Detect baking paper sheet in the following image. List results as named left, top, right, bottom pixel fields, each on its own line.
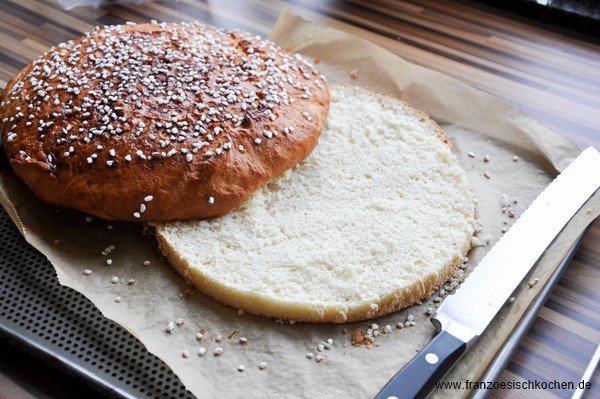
left=0, top=11, right=596, bottom=399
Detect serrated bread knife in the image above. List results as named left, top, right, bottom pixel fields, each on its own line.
left=375, top=147, right=600, bottom=399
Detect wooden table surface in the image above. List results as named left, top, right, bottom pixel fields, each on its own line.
left=0, top=0, right=598, bottom=398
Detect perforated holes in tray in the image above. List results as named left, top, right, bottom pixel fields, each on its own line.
left=0, top=207, right=195, bottom=398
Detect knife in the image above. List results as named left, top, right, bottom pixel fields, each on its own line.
left=375, top=146, right=600, bottom=399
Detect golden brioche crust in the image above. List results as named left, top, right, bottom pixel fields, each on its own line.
left=0, top=22, right=329, bottom=222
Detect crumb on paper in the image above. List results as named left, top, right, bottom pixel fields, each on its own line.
left=350, top=68, right=359, bottom=79
left=352, top=328, right=371, bottom=348
left=228, top=330, right=239, bottom=340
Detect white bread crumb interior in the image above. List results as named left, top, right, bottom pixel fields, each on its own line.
left=154, top=85, right=476, bottom=323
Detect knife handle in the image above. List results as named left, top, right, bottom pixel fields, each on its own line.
left=374, top=331, right=467, bottom=399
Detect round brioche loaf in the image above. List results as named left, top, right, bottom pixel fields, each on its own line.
left=0, top=22, right=329, bottom=222
left=154, top=85, right=476, bottom=323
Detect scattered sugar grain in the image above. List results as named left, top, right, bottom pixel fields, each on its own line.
left=529, top=278, right=539, bottom=288
left=198, top=347, right=206, bottom=356
left=166, top=321, right=175, bottom=334
left=214, top=347, right=223, bottom=355
left=83, top=269, right=92, bottom=275
left=258, top=361, right=267, bottom=370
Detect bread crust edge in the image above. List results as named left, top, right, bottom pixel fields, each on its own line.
left=155, top=230, right=471, bottom=323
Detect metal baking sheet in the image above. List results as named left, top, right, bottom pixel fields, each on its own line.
left=0, top=206, right=194, bottom=399
left=0, top=203, right=588, bottom=399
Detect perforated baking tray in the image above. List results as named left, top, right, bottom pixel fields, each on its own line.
left=0, top=206, right=194, bottom=399
left=0, top=198, right=586, bottom=399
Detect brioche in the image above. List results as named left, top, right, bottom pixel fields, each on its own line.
left=0, top=22, right=329, bottom=222
left=154, top=85, right=476, bottom=323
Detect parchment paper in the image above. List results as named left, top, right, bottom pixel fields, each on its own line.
left=0, top=12, right=597, bottom=399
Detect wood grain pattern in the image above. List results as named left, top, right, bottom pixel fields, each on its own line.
left=0, top=0, right=598, bottom=398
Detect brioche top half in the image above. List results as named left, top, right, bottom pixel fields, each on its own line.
left=0, top=21, right=329, bottom=221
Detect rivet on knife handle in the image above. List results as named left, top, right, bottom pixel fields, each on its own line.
left=374, top=331, right=466, bottom=399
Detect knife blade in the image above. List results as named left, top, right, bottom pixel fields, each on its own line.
left=375, top=146, right=600, bottom=399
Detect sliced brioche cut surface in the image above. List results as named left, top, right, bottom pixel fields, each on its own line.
left=154, top=85, right=476, bottom=323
